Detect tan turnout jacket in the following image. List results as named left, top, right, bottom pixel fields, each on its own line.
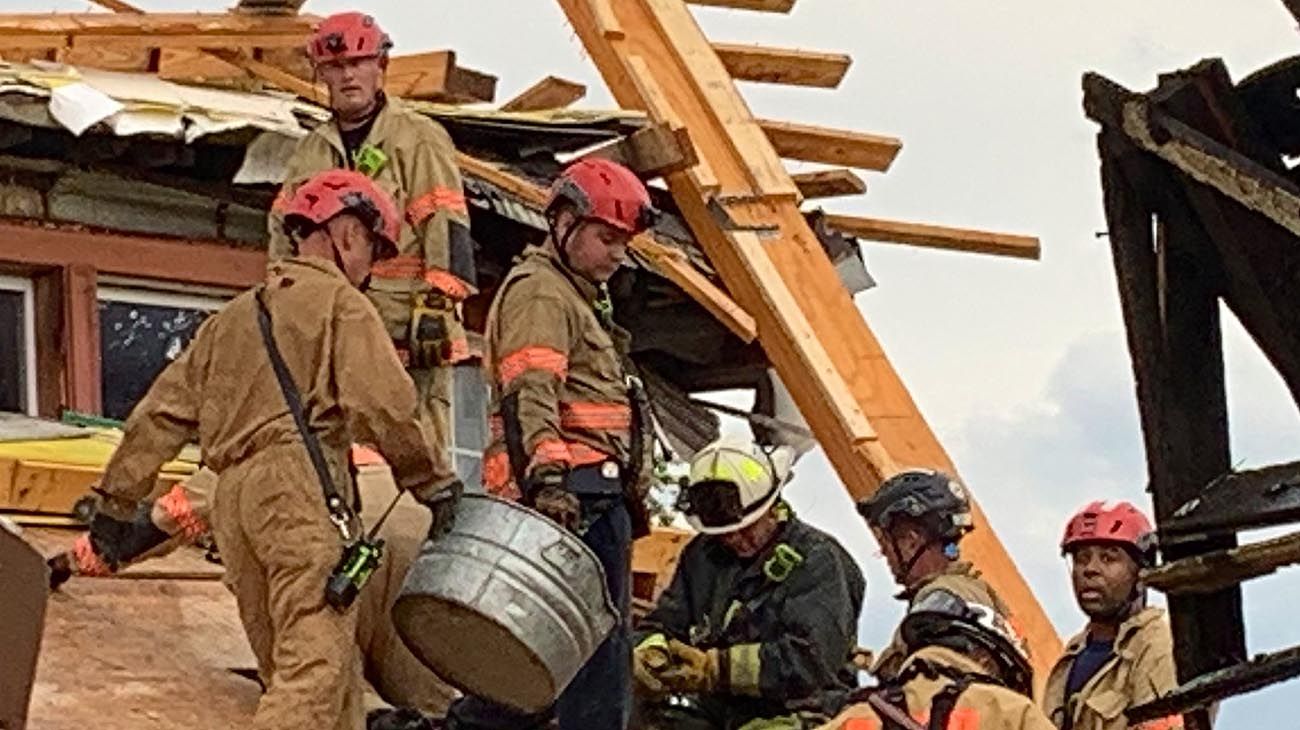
left=823, top=646, right=1056, bottom=730
left=97, top=257, right=441, bottom=509
left=268, top=99, right=475, bottom=341
left=1043, top=607, right=1183, bottom=730
left=874, top=562, right=1015, bottom=681
left=481, top=242, right=650, bottom=524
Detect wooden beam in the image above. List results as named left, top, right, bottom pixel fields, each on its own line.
left=0, top=13, right=316, bottom=37
left=712, top=42, right=851, bottom=88
left=824, top=213, right=1040, bottom=260
left=1145, top=530, right=1300, bottom=596
left=443, top=65, right=499, bottom=105
left=385, top=51, right=455, bottom=100
left=759, top=119, right=902, bottom=172
left=0, top=221, right=265, bottom=290
left=62, top=264, right=100, bottom=415
left=89, top=0, right=144, bottom=13
left=207, top=49, right=325, bottom=103
left=579, top=122, right=698, bottom=179
left=790, top=168, right=865, bottom=199
left=501, top=76, right=588, bottom=112
left=558, top=0, right=1060, bottom=685
left=685, top=0, right=796, bottom=11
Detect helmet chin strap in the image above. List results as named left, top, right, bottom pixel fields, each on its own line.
left=549, top=214, right=604, bottom=284
left=327, top=230, right=371, bottom=291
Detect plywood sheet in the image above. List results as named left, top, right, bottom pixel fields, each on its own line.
left=29, top=576, right=258, bottom=730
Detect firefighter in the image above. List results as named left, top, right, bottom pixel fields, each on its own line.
left=856, top=468, right=1013, bottom=681
left=269, top=11, right=473, bottom=502
left=632, top=437, right=866, bottom=730
left=1044, top=501, right=1184, bottom=730
left=445, top=159, right=657, bottom=730
left=821, top=591, right=1053, bottom=730
left=85, top=169, right=459, bottom=730
left=49, top=462, right=458, bottom=727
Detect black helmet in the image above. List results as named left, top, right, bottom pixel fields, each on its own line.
left=856, top=468, right=973, bottom=542
left=900, top=589, right=1033, bottom=697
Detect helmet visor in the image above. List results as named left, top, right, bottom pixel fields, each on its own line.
left=678, top=479, right=748, bottom=530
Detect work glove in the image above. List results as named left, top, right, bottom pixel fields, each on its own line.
left=531, top=483, right=581, bottom=533
left=409, top=293, right=467, bottom=369
left=660, top=639, right=720, bottom=694
left=633, top=633, right=674, bottom=695
left=421, top=479, right=463, bottom=541
left=47, top=552, right=73, bottom=591
left=88, top=508, right=170, bottom=570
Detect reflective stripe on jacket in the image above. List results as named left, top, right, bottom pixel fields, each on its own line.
left=481, top=242, right=646, bottom=502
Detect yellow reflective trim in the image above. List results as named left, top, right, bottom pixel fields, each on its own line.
left=636, top=632, right=669, bottom=653
left=728, top=642, right=763, bottom=696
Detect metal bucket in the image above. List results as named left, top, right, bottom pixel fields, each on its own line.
left=392, top=494, right=617, bottom=713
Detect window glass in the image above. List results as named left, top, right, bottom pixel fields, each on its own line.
left=98, top=289, right=223, bottom=422
left=0, top=288, right=25, bottom=413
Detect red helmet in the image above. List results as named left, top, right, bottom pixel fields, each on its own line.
left=283, top=169, right=400, bottom=257
left=308, top=12, right=393, bottom=65
left=547, top=159, right=656, bottom=234
left=1061, top=500, right=1157, bottom=564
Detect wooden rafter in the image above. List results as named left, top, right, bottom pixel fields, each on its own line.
left=759, top=119, right=902, bottom=171
left=556, top=0, right=1059, bottom=685
left=579, top=122, right=698, bottom=179
left=712, top=42, right=851, bottom=88
left=685, top=0, right=795, bottom=11
left=825, top=213, right=1041, bottom=260
left=0, top=13, right=317, bottom=49
left=501, top=76, right=588, bottom=112
left=790, top=168, right=866, bottom=199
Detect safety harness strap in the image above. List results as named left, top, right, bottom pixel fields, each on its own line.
left=255, top=288, right=354, bottom=539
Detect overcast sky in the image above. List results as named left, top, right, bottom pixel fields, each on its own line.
left=24, top=0, right=1300, bottom=724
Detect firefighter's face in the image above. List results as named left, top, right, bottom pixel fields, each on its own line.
left=718, top=511, right=780, bottom=558
left=325, top=214, right=377, bottom=288
left=318, top=55, right=385, bottom=121
left=558, top=210, right=630, bottom=282
left=1069, top=542, right=1141, bottom=621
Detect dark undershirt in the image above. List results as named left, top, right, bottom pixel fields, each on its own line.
left=1063, top=638, right=1115, bottom=729
left=338, top=95, right=385, bottom=167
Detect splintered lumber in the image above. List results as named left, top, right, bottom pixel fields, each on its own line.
left=579, top=122, right=698, bottom=178
left=557, top=0, right=1059, bottom=688
left=442, top=65, right=499, bottom=105
left=685, top=0, right=796, bottom=11
left=712, top=42, right=851, bottom=88
left=759, top=119, right=902, bottom=172
left=1144, top=530, right=1300, bottom=595
left=1127, top=646, right=1300, bottom=724
left=824, top=214, right=1041, bottom=260
left=790, top=168, right=866, bottom=199
left=501, top=75, right=587, bottom=112
left=208, top=49, right=324, bottom=102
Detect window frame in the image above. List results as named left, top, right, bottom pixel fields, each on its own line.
left=0, top=274, right=37, bottom=415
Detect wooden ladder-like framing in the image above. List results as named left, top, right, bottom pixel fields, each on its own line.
left=556, top=0, right=1062, bottom=681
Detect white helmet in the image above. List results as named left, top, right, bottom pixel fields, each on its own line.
left=679, top=437, right=795, bottom=534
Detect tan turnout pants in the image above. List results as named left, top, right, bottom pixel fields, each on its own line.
left=213, top=443, right=364, bottom=730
